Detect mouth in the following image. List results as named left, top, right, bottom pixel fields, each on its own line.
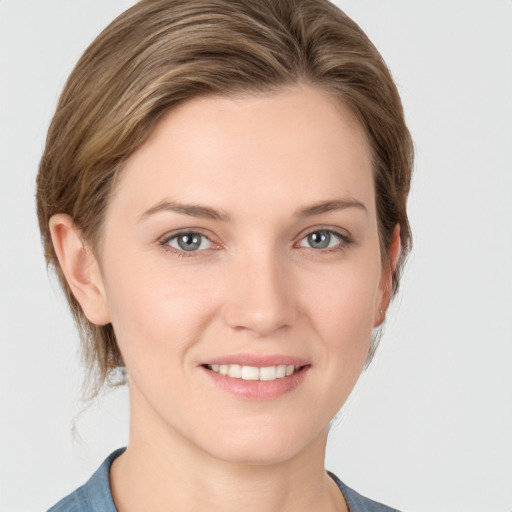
left=200, top=355, right=310, bottom=399
left=205, top=363, right=303, bottom=381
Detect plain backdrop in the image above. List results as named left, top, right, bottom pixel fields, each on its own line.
left=1, top=1, right=511, bottom=511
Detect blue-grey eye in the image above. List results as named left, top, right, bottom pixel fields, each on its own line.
left=168, top=232, right=212, bottom=252
left=299, top=230, right=342, bottom=249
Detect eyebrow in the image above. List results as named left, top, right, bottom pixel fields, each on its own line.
left=139, top=200, right=232, bottom=222
left=139, top=198, right=367, bottom=223
left=295, top=199, right=367, bottom=218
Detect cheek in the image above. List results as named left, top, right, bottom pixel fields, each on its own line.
left=303, top=256, right=381, bottom=359
left=100, top=251, right=219, bottom=370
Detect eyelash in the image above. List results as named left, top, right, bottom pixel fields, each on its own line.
left=158, top=228, right=353, bottom=258
left=158, top=230, right=218, bottom=258
left=295, top=229, right=354, bottom=254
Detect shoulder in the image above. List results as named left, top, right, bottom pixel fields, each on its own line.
left=328, top=472, right=402, bottom=512
left=46, top=448, right=125, bottom=512
left=46, top=484, right=88, bottom=512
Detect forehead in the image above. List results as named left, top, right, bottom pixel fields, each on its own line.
left=109, top=86, right=375, bottom=221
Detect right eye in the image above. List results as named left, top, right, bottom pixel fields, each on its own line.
left=165, top=232, right=213, bottom=252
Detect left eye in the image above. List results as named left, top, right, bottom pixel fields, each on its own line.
left=298, top=230, right=343, bottom=250
left=167, top=232, right=213, bottom=252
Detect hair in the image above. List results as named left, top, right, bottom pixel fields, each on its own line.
left=36, top=0, right=413, bottom=396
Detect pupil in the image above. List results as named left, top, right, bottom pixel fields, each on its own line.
left=308, top=231, right=330, bottom=249
left=178, top=233, right=201, bottom=251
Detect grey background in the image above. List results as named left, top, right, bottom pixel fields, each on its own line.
left=1, top=1, right=511, bottom=511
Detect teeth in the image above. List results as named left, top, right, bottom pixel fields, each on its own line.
left=241, top=366, right=260, bottom=380
left=259, top=366, right=277, bottom=381
left=228, top=364, right=242, bottom=378
left=208, top=363, right=299, bottom=381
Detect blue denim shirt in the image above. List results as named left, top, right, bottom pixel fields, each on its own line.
left=47, top=448, right=401, bottom=512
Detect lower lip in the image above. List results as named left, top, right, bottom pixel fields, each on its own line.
left=201, top=366, right=310, bottom=400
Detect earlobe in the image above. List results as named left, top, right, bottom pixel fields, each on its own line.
left=49, top=214, right=110, bottom=325
left=374, top=224, right=401, bottom=327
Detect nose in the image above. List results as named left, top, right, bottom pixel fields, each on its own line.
left=222, top=251, right=300, bottom=337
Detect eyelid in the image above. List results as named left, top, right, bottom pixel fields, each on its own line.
left=294, top=226, right=354, bottom=250
left=158, top=228, right=221, bottom=256
left=160, top=228, right=206, bottom=242
left=168, top=233, right=212, bottom=251
left=156, top=225, right=354, bottom=257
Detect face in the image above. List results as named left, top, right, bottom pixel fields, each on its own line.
left=93, top=86, right=390, bottom=464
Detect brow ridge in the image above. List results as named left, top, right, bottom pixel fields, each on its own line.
left=139, top=200, right=231, bottom=222
left=139, top=198, right=366, bottom=223
left=296, top=199, right=367, bottom=218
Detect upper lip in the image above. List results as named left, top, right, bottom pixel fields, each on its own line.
left=201, top=354, right=310, bottom=367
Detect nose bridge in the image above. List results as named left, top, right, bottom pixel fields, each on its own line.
left=223, top=246, right=298, bottom=336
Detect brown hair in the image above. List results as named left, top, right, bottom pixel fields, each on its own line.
left=36, top=0, right=413, bottom=394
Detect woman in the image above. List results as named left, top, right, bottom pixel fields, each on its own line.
left=37, top=0, right=413, bottom=510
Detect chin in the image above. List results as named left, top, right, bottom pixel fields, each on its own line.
left=193, top=418, right=329, bottom=467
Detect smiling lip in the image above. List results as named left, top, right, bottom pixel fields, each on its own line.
left=200, top=354, right=310, bottom=400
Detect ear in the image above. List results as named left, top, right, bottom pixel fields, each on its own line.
left=374, top=224, right=401, bottom=327
left=49, top=214, right=110, bottom=325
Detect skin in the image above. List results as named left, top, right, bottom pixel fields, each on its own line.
left=50, top=86, right=400, bottom=512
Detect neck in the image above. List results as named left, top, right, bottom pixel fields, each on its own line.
left=110, top=392, right=346, bottom=512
